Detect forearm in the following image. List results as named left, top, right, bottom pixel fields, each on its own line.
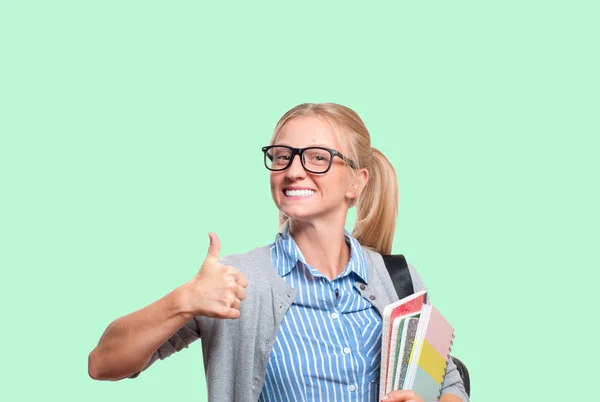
left=88, top=285, right=193, bottom=381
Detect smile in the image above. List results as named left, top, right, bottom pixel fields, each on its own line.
left=284, top=189, right=316, bottom=197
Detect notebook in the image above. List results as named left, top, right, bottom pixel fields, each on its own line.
left=402, top=304, right=455, bottom=401
left=379, top=290, right=427, bottom=396
left=387, top=314, right=419, bottom=394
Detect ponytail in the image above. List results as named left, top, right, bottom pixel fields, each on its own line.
left=352, top=147, right=398, bottom=255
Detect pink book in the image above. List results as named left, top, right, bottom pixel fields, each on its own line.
left=404, top=304, right=455, bottom=401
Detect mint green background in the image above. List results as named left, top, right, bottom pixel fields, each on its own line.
left=1, top=1, right=598, bottom=401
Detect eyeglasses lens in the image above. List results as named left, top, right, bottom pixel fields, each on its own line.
left=266, top=147, right=332, bottom=173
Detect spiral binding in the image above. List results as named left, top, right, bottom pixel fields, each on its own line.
left=437, top=333, right=455, bottom=400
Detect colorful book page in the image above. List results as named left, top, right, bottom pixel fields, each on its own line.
left=389, top=317, right=408, bottom=392
left=387, top=317, right=405, bottom=394
left=379, top=290, right=427, bottom=396
left=387, top=312, right=420, bottom=394
left=393, top=317, right=419, bottom=390
left=403, top=304, right=432, bottom=389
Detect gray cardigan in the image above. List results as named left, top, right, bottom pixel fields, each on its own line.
left=138, top=245, right=469, bottom=402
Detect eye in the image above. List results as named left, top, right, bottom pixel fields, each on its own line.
left=270, top=148, right=292, bottom=162
left=304, top=150, right=331, bottom=166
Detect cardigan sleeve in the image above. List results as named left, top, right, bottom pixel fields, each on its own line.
left=128, top=317, right=201, bottom=378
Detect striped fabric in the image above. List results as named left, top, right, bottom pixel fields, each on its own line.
left=259, top=225, right=383, bottom=402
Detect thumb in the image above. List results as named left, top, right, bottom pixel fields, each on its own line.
left=206, top=232, right=221, bottom=261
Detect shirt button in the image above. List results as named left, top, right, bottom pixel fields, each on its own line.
left=360, top=284, right=366, bottom=290
left=369, top=295, right=376, bottom=300
left=348, top=384, right=356, bottom=392
left=343, top=347, right=351, bottom=354
left=331, top=312, right=339, bottom=319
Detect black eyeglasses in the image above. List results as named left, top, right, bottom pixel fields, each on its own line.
left=262, top=145, right=357, bottom=174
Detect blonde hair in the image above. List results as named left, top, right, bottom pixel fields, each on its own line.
left=269, top=102, right=399, bottom=255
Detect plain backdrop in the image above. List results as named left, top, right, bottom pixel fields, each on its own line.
left=1, top=1, right=598, bottom=401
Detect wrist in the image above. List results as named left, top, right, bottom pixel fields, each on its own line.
left=172, top=282, right=196, bottom=321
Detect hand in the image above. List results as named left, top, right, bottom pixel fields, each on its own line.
left=381, top=390, right=425, bottom=402
left=181, top=232, right=249, bottom=319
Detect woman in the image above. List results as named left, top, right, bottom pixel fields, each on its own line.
left=88, top=103, right=469, bottom=402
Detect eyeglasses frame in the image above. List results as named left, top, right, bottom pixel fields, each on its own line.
left=261, top=145, right=358, bottom=174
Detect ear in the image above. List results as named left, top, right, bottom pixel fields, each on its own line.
left=346, top=168, right=369, bottom=200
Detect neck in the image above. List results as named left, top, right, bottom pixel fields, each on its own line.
left=288, top=214, right=350, bottom=280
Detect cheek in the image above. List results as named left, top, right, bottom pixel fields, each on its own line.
left=325, top=171, right=352, bottom=194
left=270, top=173, right=280, bottom=196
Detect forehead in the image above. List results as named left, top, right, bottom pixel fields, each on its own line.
left=275, top=116, right=342, bottom=149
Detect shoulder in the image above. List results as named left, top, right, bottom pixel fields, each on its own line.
left=361, top=246, right=428, bottom=294
left=360, top=246, right=386, bottom=277
left=219, top=245, right=272, bottom=274
left=407, top=262, right=427, bottom=293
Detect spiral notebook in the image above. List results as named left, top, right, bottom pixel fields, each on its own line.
left=380, top=298, right=454, bottom=401
left=402, top=304, right=455, bottom=401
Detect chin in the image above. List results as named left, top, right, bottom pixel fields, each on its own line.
left=279, top=207, right=315, bottom=221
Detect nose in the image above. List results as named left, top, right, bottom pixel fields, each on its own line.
left=285, top=154, right=306, bottom=179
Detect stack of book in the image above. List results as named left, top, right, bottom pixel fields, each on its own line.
left=379, top=290, right=455, bottom=401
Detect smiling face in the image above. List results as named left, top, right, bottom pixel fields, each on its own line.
left=269, top=115, right=365, bottom=225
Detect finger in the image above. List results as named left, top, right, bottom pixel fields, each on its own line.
left=206, top=232, right=221, bottom=261
left=236, top=284, right=247, bottom=301
left=227, top=307, right=241, bottom=319
left=226, top=266, right=247, bottom=287
left=231, top=298, right=241, bottom=310
left=235, top=272, right=249, bottom=288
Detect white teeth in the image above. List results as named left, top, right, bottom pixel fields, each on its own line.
left=285, top=189, right=315, bottom=197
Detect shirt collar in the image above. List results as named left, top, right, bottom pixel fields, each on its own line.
left=272, top=222, right=369, bottom=283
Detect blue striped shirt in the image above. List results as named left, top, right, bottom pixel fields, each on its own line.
left=259, top=225, right=383, bottom=402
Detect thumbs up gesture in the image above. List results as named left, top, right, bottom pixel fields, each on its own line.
left=182, top=233, right=249, bottom=319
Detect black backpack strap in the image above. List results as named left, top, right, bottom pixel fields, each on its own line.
left=381, top=254, right=414, bottom=300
